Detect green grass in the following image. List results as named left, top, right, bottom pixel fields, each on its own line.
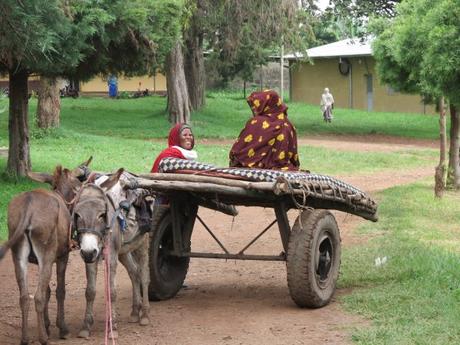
left=0, top=91, right=442, bottom=148
left=339, top=180, right=460, bottom=344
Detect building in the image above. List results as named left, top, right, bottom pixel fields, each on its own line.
left=0, top=73, right=167, bottom=96
left=287, top=38, right=435, bottom=114
left=80, top=73, right=166, bottom=96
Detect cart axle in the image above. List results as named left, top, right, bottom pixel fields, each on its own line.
left=178, top=251, right=286, bottom=261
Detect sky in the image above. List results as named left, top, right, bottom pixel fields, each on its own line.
left=316, top=0, right=331, bottom=11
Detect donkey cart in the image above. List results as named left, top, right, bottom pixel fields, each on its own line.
left=128, top=158, right=378, bottom=308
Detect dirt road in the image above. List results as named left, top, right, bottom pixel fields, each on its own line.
left=0, top=136, right=436, bottom=345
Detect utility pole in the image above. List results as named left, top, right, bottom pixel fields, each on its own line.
left=280, top=41, right=284, bottom=100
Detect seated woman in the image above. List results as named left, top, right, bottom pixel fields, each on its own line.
left=229, top=90, right=300, bottom=171
left=151, top=123, right=197, bottom=173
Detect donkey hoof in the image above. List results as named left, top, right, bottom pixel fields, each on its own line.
left=129, top=314, right=139, bottom=323
left=140, top=316, right=150, bottom=326
left=20, top=341, right=29, bottom=345
left=78, top=329, right=90, bottom=339
left=59, top=328, right=70, bottom=339
left=109, top=330, right=118, bottom=339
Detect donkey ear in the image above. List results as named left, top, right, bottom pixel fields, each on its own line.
left=27, top=171, right=54, bottom=185
left=80, top=156, right=93, bottom=167
left=63, top=168, right=72, bottom=177
left=99, top=168, right=124, bottom=191
left=72, top=156, right=93, bottom=181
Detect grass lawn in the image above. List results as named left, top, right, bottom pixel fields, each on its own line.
left=0, top=93, right=455, bottom=344
left=340, top=180, right=460, bottom=344
left=0, top=91, right=442, bottom=148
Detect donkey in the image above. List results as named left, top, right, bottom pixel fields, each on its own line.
left=72, top=169, right=150, bottom=339
left=0, top=158, right=92, bottom=345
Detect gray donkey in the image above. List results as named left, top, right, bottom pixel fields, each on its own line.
left=0, top=158, right=92, bottom=345
left=72, top=169, right=150, bottom=340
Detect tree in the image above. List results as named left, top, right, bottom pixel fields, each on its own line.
left=36, top=76, right=60, bottom=128
left=310, top=2, right=368, bottom=45
left=183, top=0, right=206, bottom=111
left=371, top=0, right=460, bottom=191
left=0, top=0, right=86, bottom=176
left=329, top=0, right=400, bottom=33
left=166, top=42, right=191, bottom=123
left=179, top=0, right=314, bottom=112
left=0, top=0, right=181, bottom=176
left=205, top=0, right=313, bottom=87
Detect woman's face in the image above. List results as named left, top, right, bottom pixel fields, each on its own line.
left=179, top=128, right=194, bottom=150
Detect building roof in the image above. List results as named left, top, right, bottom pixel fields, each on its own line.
left=285, top=38, right=372, bottom=60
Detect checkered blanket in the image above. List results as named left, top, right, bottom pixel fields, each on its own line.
left=159, top=158, right=364, bottom=195
left=155, top=158, right=377, bottom=220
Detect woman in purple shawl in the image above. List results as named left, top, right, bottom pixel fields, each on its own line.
left=229, top=90, right=300, bottom=171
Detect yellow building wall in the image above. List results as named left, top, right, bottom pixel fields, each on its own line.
left=80, top=73, right=167, bottom=94
left=291, top=57, right=435, bottom=114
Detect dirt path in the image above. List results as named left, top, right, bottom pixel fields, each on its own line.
left=200, top=134, right=438, bottom=153
left=0, top=136, right=436, bottom=345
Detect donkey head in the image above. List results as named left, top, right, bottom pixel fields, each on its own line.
left=73, top=168, right=124, bottom=263
left=27, top=156, right=93, bottom=205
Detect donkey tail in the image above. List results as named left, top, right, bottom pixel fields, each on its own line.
left=0, top=206, right=31, bottom=260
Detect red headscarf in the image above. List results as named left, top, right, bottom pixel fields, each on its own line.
left=151, top=123, right=195, bottom=173
left=229, top=90, right=300, bottom=171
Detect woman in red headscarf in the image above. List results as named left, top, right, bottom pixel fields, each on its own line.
left=229, top=90, right=300, bottom=171
left=151, top=123, right=197, bottom=173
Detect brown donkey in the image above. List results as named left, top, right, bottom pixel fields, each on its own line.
left=0, top=158, right=92, bottom=345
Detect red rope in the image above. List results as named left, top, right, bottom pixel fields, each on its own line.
left=104, top=231, right=116, bottom=345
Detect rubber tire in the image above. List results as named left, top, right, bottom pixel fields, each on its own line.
left=148, top=212, right=190, bottom=301
left=286, top=209, right=341, bottom=308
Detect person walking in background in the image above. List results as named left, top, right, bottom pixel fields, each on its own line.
left=320, top=87, right=334, bottom=123
left=108, top=75, right=118, bottom=98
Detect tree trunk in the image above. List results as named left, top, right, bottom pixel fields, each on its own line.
left=184, top=2, right=205, bottom=111
left=7, top=69, right=31, bottom=177
left=37, top=76, right=61, bottom=128
left=448, top=104, right=460, bottom=188
left=434, top=97, right=447, bottom=197
left=166, top=42, right=191, bottom=124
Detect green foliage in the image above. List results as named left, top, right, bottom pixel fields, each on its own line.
left=311, top=6, right=366, bottom=44
left=340, top=180, right=460, bottom=344
left=371, top=0, right=460, bottom=106
left=204, top=0, right=314, bottom=84
left=68, top=0, right=183, bottom=80
left=329, top=0, right=400, bottom=36
left=0, top=0, right=82, bottom=74
left=0, top=0, right=182, bottom=78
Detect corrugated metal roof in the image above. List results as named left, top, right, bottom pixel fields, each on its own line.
left=285, top=38, right=372, bottom=59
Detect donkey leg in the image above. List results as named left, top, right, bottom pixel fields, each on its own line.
left=78, top=262, right=98, bottom=339
left=108, top=255, right=119, bottom=340
left=118, top=253, right=142, bottom=323
left=44, top=286, right=51, bottom=335
left=12, top=241, right=31, bottom=345
left=35, top=257, right=54, bottom=345
left=138, top=241, right=150, bottom=326
left=55, top=254, right=70, bottom=339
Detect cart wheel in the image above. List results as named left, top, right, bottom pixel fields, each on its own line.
left=148, top=212, right=190, bottom=301
left=286, top=209, right=341, bottom=308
